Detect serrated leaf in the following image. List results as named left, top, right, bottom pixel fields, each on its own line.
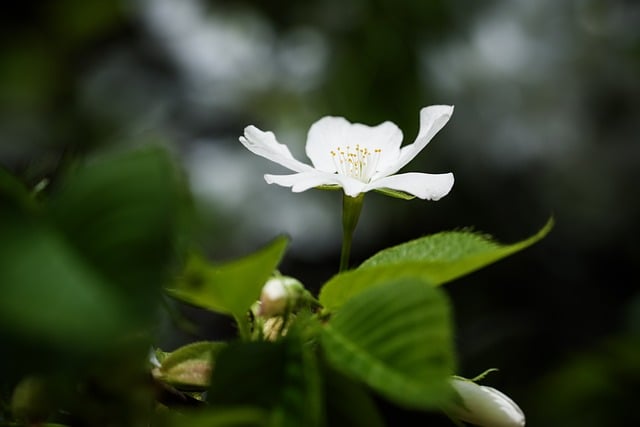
left=321, top=278, right=455, bottom=410
left=320, top=218, right=553, bottom=312
left=362, top=217, right=553, bottom=269
left=166, top=236, right=288, bottom=320
left=156, top=341, right=227, bottom=390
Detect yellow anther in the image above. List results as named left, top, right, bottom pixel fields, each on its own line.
left=329, top=145, right=383, bottom=182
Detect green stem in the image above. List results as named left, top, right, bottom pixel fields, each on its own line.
left=339, top=193, right=365, bottom=272
left=234, top=314, right=252, bottom=341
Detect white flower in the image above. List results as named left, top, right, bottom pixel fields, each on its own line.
left=449, top=378, right=526, bottom=427
left=239, top=105, right=455, bottom=199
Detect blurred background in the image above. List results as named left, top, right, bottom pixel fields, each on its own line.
left=1, top=0, right=638, bottom=425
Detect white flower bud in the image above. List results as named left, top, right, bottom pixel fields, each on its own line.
left=448, top=377, right=525, bottom=427
left=259, top=276, right=304, bottom=317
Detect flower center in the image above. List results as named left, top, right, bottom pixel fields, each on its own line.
left=330, top=144, right=382, bottom=182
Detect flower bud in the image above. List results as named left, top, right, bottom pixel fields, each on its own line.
left=11, top=375, right=53, bottom=424
left=259, top=276, right=304, bottom=317
left=448, top=377, right=525, bottom=427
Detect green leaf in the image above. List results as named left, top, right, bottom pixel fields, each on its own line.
left=48, top=146, right=190, bottom=321
left=0, top=147, right=189, bottom=379
left=0, top=210, right=128, bottom=354
left=155, top=341, right=227, bottom=391
left=322, top=363, right=386, bottom=427
left=162, top=407, right=268, bottom=427
left=0, top=166, right=37, bottom=211
left=208, top=338, right=323, bottom=427
left=361, top=217, right=553, bottom=269
left=320, top=218, right=553, bottom=312
left=321, top=278, right=455, bottom=410
left=374, top=187, right=416, bottom=200
left=319, top=264, right=434, bottom=313
left=166, top=236, right=288, bottom=321
left=315, top=184, right=341, bottom=191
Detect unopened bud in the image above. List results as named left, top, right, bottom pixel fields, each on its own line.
left=259, top=276, right=304, bottom=317
left=448, top=377, right=525, bottom=427
left=11, top=375, right=53, bottom=424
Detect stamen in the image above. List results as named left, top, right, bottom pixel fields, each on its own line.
left=330, top=145, right=382, bottom=182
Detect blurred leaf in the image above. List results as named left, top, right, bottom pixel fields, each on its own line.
left=320, top=218, right=553, bottom=311
left=49, top=146, right=189, bottom=320
left=47, top=0, right=123, bottom=45
left=208, top=338, right=322, bottom=427
left=10, top=375, right=53, bottom=424
left=0, top=166, right=37, bottom=210
left=0, top=209, right=128, bottom=353
left=166, top=236, right=288, bottom=320
left=529, top=335, right=640, bottom=427
left=0, top=42, right=58, bottom=109
left=162, top=406, right=268, bottom=427
left=155, top=341, right=227, bottom=391
left=322, top=363, right=386, bottom=427
left=321, top=278, right=454, bottom=410
left=0, top=146, right=188, bottom=384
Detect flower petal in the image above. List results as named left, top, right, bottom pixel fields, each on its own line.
left=265, top=171, right=334, bottom=192
left=365, top=172, right=454, bottom=200
left=266, top=171, right=367, bottom=197
left=376, top=105, right=454, bottom=177
left=305, top=116, right=403, bottom=173
left=240, top=125, right=313, bottom=173
left=449, top=378, right=526, bottom=427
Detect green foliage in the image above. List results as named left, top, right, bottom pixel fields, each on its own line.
left=0, top=167, right=37, bottom=209
left=0, top=144, right=552, bottom=426
left=319, top=218, right=553, bottom=312
left=161, top=407, right=269, bottom=427
left=0, top=147, right=187, bottom=362
left=320, top=365, right=386, bottom=427
left=361, top=217, right=553, bottom=269
left=49, top=147, right=189, bottom=321
left=165, top=236, right=288, bottom=337
left=528, top=335, right=640, bottom=427
left=374, top=187, right=416, bottom=200
left=321, top=278, right=455, bottom=410
left=10, top=375, right=55, bottom=424
left=154, top=341, right=227, bottom=391
left=207, top=337, right=323, bottom=427
left=0, top=214, right=129, bottom=352
left=0, top=146, right=190, bottom=425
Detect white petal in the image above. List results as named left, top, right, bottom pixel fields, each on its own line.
left=305, top=116, right=403, bottom=173
left=240, top=126, right=313, bottom=173
left=265, top=171, right=340, bottom=192
left=335, top=175, right=368, bottom=197
left=377, top=105, right=454, bottom=177
left=266, top=171, right=367, bottom=197
left=449, top=379, right=526, bottom=427
left=366, top=172, right=454, bottom=200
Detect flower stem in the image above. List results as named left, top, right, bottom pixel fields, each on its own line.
left=234, top=314, right=252, bottom=341
left=340, top=193, right=365, bottom=272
